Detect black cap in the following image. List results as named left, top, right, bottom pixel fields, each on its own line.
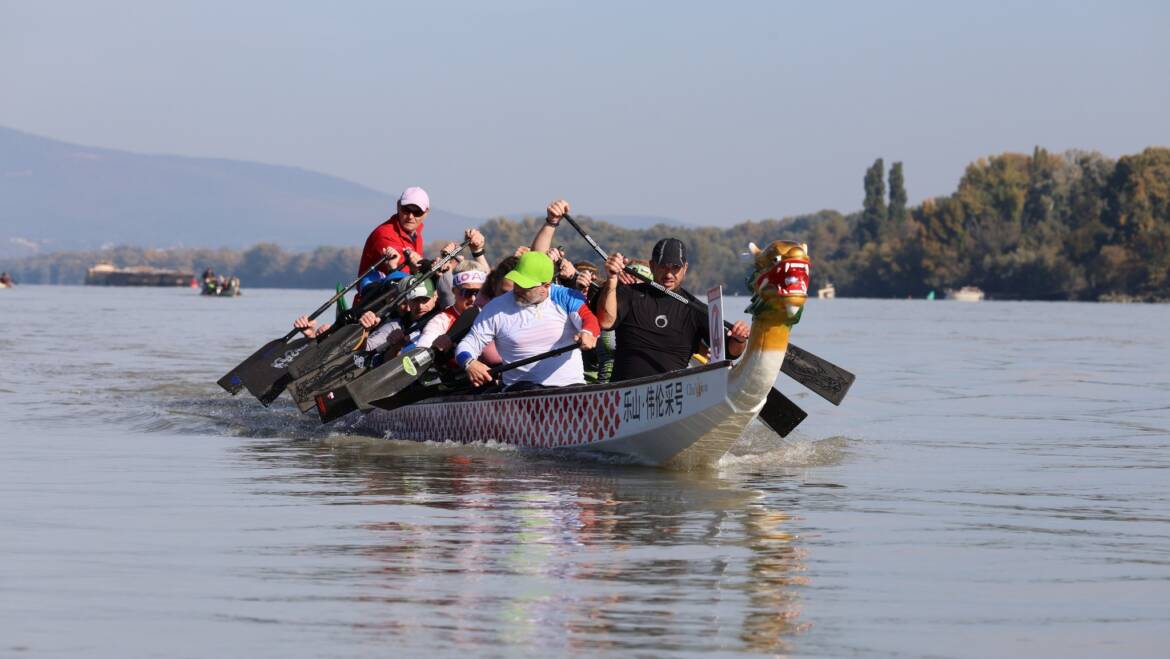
left=650, top=238, right=687, bottom=266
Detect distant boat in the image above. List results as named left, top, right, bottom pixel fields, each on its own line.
left=816, top=282, right=836, bottom=299
left=85, top=263, right=195, bottom=287
left=945, top=286, right=985, bottom=302
left=201, top=276, right=242, bottom=297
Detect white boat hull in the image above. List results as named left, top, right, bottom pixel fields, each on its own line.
left=348, top=362, right=751, bottom=468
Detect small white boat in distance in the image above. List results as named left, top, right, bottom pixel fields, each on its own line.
left=816, top=282, right=835, bottom=299
left=946, top=286, right=985, bottom=302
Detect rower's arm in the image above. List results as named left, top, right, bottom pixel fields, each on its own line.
left=454, top=312, right=494, bottom=370
left=530, top=220, right=557, bottom=254
left=531, top=199, right=569, bottom=253
left=595, top=276, right=619, bottom=330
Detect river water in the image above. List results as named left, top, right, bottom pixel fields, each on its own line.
left=1, top=285, right=1167, bottom=658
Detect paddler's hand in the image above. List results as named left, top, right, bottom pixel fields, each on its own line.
left=465, top=228, right=485, bottom=253
left=431, top=335, right=453, bottom=353
left=382, top=246, right=402, bottom=268
left=403, top=249, right=423, bottom=268
left=727, top=321, right=750, bottom=343
left=293, top=315, right=317, bottom=338
left=556, top=256, right=576, bottom=282
left=358, top=311, right=381, bottom=329
left=546, top=199, right=570, bottom=225
left=575, top=270, right=595, bottom=292
left=514, top=246, right=530, bottom=258
left=576, top=332, right=597, bottom=351
left=603, top=252, right=628, bottom=284
left=726, top=320, right=750, bottom=358
left=465, top=359, right=493, bottom=387
left=386, top=328, right=407, bottom=348
left=438, top=242, right=459, bottom=271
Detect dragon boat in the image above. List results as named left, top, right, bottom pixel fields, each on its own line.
left=346, top=240, right=811, bottom=469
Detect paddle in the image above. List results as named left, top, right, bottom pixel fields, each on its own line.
left=310, top=306, right=480, bottom=422
left=343, top=306, right=480, bottom=413
left=364, top=341, right=583, bottom=409
left=216, top=253, right=392, bottom=396
left=286, top=240, right=471, bottom=381
left=485, top=342, right=580, bottom=378
left=757, top=388, right=808, bottom=437
left=361, top=340, right=581, bottom=413
left=560, top=213, right=855, bottom=406
left=280, top=241, right=472, bottom=408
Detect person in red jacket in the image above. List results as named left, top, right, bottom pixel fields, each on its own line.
left=358, top=186, right=430, bottom=275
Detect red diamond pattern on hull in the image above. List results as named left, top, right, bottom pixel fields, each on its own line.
left=381, top=389, right=623, bottom=448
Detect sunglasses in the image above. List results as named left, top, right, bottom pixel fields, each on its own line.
left=457, top=287, right=481, bottom=298
left=401, top=205, right=426, bottom=217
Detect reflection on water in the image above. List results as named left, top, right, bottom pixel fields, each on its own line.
left=232, top=439, right=822, bottom=654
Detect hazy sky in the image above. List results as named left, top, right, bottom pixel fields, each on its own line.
left=3, top=0, right=1168, bottom=225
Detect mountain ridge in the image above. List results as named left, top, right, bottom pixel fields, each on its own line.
left=0, top=125, right=686, bottom=257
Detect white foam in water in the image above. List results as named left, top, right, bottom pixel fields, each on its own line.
left=719, top=421, right=857, bottom=469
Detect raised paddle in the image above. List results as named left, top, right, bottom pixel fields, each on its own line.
left=279, top=241, right=472, bottom=408
left=286, top=240, right=471, bottom=381
left=560, top=213, right=855, bottom=406
left=342, top=306, right=481, bottom=413
left=216, top=252, right=392, bottom=396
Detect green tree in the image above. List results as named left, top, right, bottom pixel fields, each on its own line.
left=887, top=161, right=908, bottom=228
left=1101, top=147, right=1170, bottom=296
left=859, top=158, right=886, bottom=244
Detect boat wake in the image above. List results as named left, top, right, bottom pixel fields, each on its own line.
left=719, top=422, right=857, bottom=469
left=127, top=389, right=333, bottom=441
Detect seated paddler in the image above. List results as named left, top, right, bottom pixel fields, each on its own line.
left=455, top=251, right=599, bottom=391
left=595, top=237, right=751, bottom=382
left=411, top=260, right=486, bottom=355
left=361, top=277, right=441, bottom=359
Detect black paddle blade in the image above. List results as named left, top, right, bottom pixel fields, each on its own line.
left=286, top=324, right=363, bottom=380
left=289, top=351, right=370, bottom=413
left=230, top=336, right=314, bottom=398
left=346, top=347, right=435, bottom=411
left=217, top=370, right=245, bottom=395
left=758, top=388, right=808, bottom=438
left=314, top=388, right=358, bottom=423
left=780, top=343, right=855, bottom=406
left=217, top=335, right=302, bottom=395
left=254, top=373, right=293, bottom=407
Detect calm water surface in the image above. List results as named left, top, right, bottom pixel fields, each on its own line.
left=1, top=286, right=1167, bottom=657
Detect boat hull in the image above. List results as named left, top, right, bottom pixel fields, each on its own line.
left=347, top=362, right=748, bottom=468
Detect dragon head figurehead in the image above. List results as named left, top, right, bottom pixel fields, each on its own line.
left=745, top=240, right=809, bottom=325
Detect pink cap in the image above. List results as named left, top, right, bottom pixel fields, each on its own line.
left=399, top=186, right=430, bottom=211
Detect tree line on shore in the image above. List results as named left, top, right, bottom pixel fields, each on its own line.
left=4, top=146, right=1167, bottom=300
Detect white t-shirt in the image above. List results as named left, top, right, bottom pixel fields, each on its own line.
left=455, top=286, right=593, bottom=387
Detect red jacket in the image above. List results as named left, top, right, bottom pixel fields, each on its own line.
left=359, top=214, right=424, bottom=276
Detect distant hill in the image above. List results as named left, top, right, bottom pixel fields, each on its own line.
left=498, top=211, right=691, bottom=230
left=0, top=125, right=481, bottom=257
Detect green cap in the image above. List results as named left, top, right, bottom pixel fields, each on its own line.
left=505, top=251, right=554, bottom=288
left=405, top=277, right=436, bottom=300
